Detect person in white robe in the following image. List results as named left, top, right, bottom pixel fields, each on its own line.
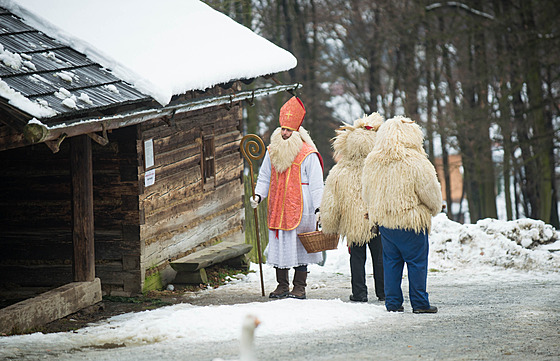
left=250, top=96, right=323, bottom=299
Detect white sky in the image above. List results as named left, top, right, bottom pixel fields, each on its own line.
left=0, top=213, right=558, bottom=359
left=0, top=0, right=296, bottom=111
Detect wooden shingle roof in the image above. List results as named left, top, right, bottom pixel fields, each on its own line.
left=0, top=6, right=299, bottom=152
left=0, top=7, right=153, bottom=127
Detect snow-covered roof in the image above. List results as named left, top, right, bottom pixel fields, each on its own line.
left=0, top=11, right=152, bottom=121
left=1, top=0, right=297, bottom=110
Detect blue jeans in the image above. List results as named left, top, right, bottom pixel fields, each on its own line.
left=379, top=226, right=430, bottom=311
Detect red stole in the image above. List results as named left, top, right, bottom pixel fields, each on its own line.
left=267, top=143, right=318, bottom=231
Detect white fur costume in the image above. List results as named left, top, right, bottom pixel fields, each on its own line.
left=321, top=113, right=384, bottom=246
left=361, top=116, right=442, bottom=233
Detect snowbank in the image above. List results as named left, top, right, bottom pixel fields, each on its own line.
left=430, top=213, right=559, bottom=272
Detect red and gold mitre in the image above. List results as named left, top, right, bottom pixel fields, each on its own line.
left=279, top=96, right=306, bottom=131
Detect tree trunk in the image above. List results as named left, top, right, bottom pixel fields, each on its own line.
left=520, top=1, right=555, bottom=224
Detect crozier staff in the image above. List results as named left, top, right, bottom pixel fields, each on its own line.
left=251, top=96, right=324, bottom=300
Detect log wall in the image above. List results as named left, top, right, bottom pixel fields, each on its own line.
left=137, top=104, right=245, bottom=289
left=0, top=93, right=245, bottom=299
left=0, top=126, right=142, bottom=298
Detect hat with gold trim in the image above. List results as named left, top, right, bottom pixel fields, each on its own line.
left=279, top=96, right=305, bottom=131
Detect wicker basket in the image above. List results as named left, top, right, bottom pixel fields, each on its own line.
left=298, top=224, right=339, bottom=253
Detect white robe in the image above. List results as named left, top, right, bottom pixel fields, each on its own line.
left=255, top=150, right=324, bottom=268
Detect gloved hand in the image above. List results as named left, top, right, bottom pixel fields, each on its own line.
left=250, top=194, right=261, bottom=209
left=315, top=209, right=321, bottom=226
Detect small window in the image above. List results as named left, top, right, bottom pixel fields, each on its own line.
left=202, top=134, right=215, bottom=189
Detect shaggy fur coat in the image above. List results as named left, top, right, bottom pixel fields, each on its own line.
left=321, top=113, right=384, bottom=246
left=361, top=116, right=443, bottom=234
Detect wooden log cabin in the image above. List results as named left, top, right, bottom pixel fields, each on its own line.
left=0, top=3, right=297, bottom=332
left=1, top=91, right=268, bottom=296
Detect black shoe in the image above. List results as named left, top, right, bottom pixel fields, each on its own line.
left=349, top=294, right=368, bottom=302
left=387, top=306, right=404, bottom=312
left=378, top=296, right=386, bottom=302
left=413, top=306, right=438, bottom=314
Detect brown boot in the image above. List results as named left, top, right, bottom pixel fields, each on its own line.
left=269, top=268, right=289, bottom=299
left=288, top=270, right=307, bottom=299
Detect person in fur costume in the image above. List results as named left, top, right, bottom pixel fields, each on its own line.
left=251, top=96, right=323, bottom=300
left=321, top=112, right=385, bottom=302
left=362, top=116, right=443, bottom=313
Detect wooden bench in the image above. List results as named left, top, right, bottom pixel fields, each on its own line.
left=170, top=241, right=253, bottom=284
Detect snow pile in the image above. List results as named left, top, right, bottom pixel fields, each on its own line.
left=430, top=213, right=560, bottom=272
left=54, top=87, right=78, bottom=109
left=0, top=43, right=22, bottom=69
left=477, top=217, right=557, bottom=248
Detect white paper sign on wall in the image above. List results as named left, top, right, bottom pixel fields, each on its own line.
left=145, top=169, right=155, bottom=187
left=144, top=139, right=154, bottom=169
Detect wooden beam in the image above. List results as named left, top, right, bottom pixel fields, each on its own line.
left=71, top=135, right=95, bottom=282
left=0, top=103, right=31, bottom=131
left=0, top=279, right=102, bottom=334
left=170, top=241, right=252, bottom=272
left=44, top=133, right=67, bottom=153
left=21, top=84, right=302, bottom=146
left=173, top=269, right=208, bottom=284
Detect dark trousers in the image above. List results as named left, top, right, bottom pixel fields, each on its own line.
left=350, top=235, right=385, bottom=299
left=379, top=226, right=430, bottom=310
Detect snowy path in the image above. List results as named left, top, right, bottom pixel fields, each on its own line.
left=1, top=214, right=559, bottom=360
left=1, top=267, right=558, bottom=361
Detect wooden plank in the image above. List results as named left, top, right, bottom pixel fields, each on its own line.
left=170, top=241, right=252, bottom=272
left=222, top=254, right=250, bottom=270
left=152, top=142, right=200, bottom=172
left=0, top=278, right=102, bottom=334
left=140, top=168, right=204, bottom=223
left=142, top=152, right=201, bottom=186
left=152, top=127, right=198, bottom=155
left=173, top=269, right=208, bottom=284
left=215, top=155, right=243, bottom=187
left=141, top=174, right=241, bottom=233
left=215, top=130, right=241, bottom=145
left=216, top=140, right=242, bottom=157
left=140, top=213, right=245, bottom=274
left=143, top=200, right=243, bottom=249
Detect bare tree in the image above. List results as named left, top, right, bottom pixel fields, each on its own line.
left=205, top=0, right=560, bottom=224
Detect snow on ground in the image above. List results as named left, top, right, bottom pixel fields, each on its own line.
left=0, top=214, right=558, bottom=356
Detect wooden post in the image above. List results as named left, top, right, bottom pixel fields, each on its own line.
left=71, top=135, right=95, bottom=282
